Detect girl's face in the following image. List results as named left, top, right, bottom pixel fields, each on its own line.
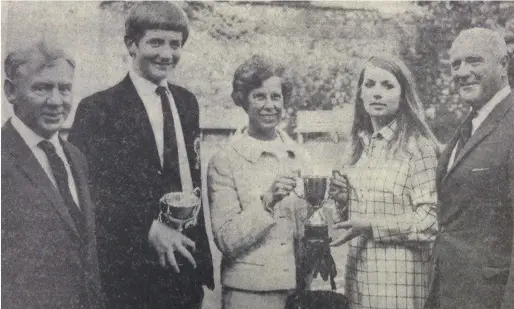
left=246, top=76, right=284, bottom=139
left=360, top=65, right=402, bottom=122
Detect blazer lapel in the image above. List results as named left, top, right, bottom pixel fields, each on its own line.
left=117, top=75, right=161, bottom=170
left=168, top=84, right=194, bottom=142
left=2, top=122, right=80, bottom=238
left=445, top=94, right=514, bottom=179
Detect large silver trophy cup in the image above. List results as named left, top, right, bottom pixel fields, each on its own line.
left=296, top=175, right=338, bottom=290
left=302, top=176, right=329, bottom=240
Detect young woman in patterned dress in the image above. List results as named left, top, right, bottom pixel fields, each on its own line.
left=329, top=55, right=440, bottom=309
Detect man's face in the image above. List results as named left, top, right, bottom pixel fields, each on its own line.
left=450, top=37, right=506, bottom=108
left=6, top=57, right=74, bottom=138
left=129, top=29, right=183, bottom=84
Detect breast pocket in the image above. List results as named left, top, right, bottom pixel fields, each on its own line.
left=470, top=166, right=506, bottom=198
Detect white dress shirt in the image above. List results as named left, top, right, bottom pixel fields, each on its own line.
left=448, top=85, right=512, bottom=169
left=11, top=115, right=80, bottom=207
left=129, top=70, right=193, bottom=193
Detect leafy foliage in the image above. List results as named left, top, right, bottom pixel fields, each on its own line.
left=400, top=1, right=511, bottom=142
left=99, top=1, right=514, bottom=142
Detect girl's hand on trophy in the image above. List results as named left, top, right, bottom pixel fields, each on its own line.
left=329, top=172, right=349, bottom=207
left=330, top=219, right=371, bottom=246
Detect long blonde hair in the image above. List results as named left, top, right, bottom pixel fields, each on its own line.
left=347, top=55, right=440, bottom=165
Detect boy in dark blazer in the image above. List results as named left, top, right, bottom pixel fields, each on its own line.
left=426, top=28, right=514, bottom=309
left=2, top=40, right=103, bottom=309
left=69, top=2, right=213, bottom=309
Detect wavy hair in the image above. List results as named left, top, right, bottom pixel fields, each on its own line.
left=231, top=54, right=293, bottom=110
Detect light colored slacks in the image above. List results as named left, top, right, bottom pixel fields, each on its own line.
left=222, top=287, right=293, bottom=309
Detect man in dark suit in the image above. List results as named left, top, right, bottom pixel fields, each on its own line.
left=1, top=40, right=102, bottom=309
left=425, top=28, right=514, bottom=309
left=68, top=2, right=213, bottom=309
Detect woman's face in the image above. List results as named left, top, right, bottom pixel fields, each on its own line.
left=361, top=65, right=402, bottom=122
left=246, top=76, right=284, bottom=139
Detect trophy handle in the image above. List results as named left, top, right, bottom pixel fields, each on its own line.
left=193, top=187, right=201, bottom=197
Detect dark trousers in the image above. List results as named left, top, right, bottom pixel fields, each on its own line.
left=102, top=264, right=204, bottom=309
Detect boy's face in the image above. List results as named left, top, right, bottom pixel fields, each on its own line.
left=129, top=29, right=183, bottom=84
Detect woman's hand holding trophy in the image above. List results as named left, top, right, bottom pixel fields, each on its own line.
left=261, top=171, right=299, bottom=213
left=328, top=171, right=373, bottom=246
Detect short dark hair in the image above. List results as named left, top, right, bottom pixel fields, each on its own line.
left=125, top=1, right=190, bottom=45
left=231, top=54, right=293, bottom=109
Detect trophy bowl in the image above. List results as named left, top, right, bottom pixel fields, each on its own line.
left=158, top=188, right=201, bottom=227
left=303, top=176, right=328, bottom=208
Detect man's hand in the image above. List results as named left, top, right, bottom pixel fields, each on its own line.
left=148, top=220, right=196, bottom=273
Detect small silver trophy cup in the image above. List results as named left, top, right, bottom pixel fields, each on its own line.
left=302, top=176, right=329, bottom=240
left=158, top=188, right=201, bottom=231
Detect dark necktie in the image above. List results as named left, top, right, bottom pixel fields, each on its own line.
left=156, top=86, right=182, bottom=191
left=38, top=140, right=84, bottom=236
left=455, top=109, right=478, bottom=157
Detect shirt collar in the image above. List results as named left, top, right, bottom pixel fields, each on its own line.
left=129, top=69, right=169, bottom=98
left=11, top=114, right=60, bottom=150
left=358, top=119, right=397, bottom=146
left=230, top=128, right=299, bottom=163
left=472, top=85, right=511, bottom=125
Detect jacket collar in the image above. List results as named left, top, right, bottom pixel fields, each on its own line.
left=129, top=69, right=170, bottom=98
left=230, top=127, right=299, bottom=163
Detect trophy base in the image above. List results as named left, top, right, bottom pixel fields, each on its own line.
left=304, top=224, right=329, bottom=240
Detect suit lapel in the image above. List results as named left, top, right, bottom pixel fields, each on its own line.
left=62, top=140, right=94, bottom=240
left=437, top=132, right=459, bottom=190
left=2, top=122, right=80, bottom=238
left=444, top=93, right=514, bottom=181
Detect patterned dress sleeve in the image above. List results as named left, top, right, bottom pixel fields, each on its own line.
left=370, top=138, right=438, bottom=244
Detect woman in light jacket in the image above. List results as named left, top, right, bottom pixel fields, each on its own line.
left=329, top=55, right=440, bottom=309
left=207, top=55, right=309, bottom=309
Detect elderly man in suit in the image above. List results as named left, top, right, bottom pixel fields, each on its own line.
left=425, top=28, right=514, bottom=309
left=68, top=2, right=213, bottom=309
left=1, top=40, right=103, bottom=309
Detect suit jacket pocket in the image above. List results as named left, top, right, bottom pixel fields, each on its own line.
left=471, top=166, right=505, bottom=196
left=482, top=266, right=509, bottom=282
